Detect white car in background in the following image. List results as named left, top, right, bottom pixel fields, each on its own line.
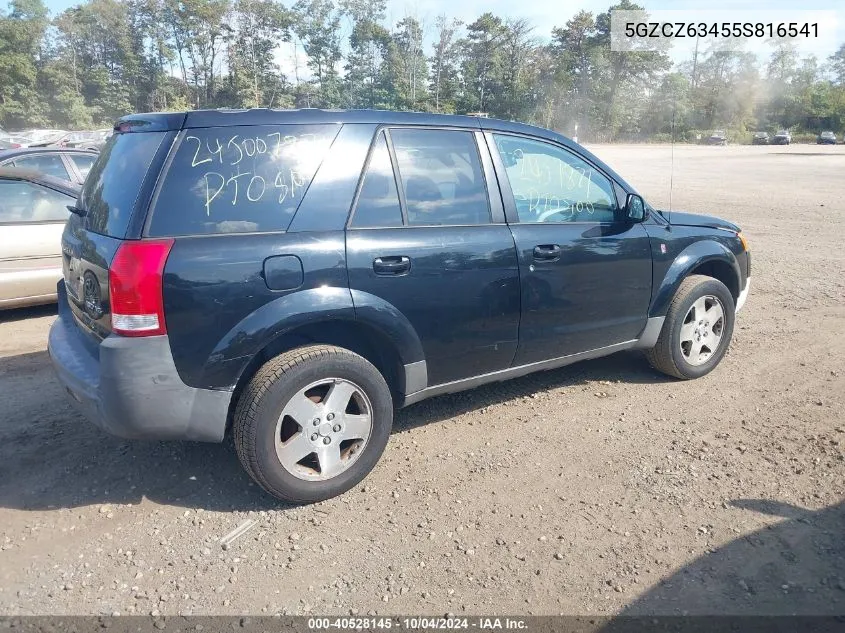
left=0, top=168, right=81, bottom=309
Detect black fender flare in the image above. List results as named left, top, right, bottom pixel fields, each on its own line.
left=203, top=286, right=427, bottom=392
left=651, top=240, right=741, bottom=317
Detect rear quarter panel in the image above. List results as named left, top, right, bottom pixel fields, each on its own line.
left=162, top=231, right=351, bottom=390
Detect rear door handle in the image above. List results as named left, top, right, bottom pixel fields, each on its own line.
left=532, top=244, right=562, bottom=261
left=373, top=256, right=411, bottom=275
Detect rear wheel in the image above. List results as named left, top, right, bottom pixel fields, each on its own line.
left=233, top=345, right=393, bottom=503
left=646, top=275, right=735, bottom=380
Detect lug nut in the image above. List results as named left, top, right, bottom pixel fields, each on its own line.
left=333, top=424, right=341, bottom=432
left=310, top=433, right=318, bottom=441
left=323, top=437, right=331, bottom=445
left=312, top=418, right=320, bottom=426
left=327, top=413, right=335, bottom=421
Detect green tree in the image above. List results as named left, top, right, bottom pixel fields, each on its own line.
left=459, top=12, right=506, bottom=114
left=226, top=0, right=291, bottom=108
left=593, top=0, right=671, bottom=137
left=549, top=10, right=599, bottom=136
left=499, top=18, right=536, bottom=121
left=386, top=16, right=427, bottom=110
left=0, top=0, right=49, bottom=128
left=341, top=0, right=391, bottom=108
left=429, top=15, right=461, bottom=113
left=163, top=0, right=232, bottom=108
left=292, top=0, right=342, bottom=107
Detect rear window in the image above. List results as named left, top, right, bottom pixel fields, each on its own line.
left=148, top=124, right=339, bottom=236
left=80, top=132, right=166, bottom=237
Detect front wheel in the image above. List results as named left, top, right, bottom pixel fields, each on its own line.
left=233, top=345, right=393, bottom=503
left=646, top=275, right=735, bottom=380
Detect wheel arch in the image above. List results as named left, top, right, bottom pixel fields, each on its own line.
left=219, top=290, right=427, bottom=435
left=652, top=240, right=741, bottom=317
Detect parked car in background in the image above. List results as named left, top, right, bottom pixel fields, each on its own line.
left=751, top=131, right=769, bottom=145
left=63, top=129, right=111, bottom=151
left=0, top=134, right=33, bottom=149
left=772, top=129, right=791, bottom=145
left=817, top=131, right=837, bottom=145
left=705, top=130, right=727, bottom=145
left=0, top=147, right=98, bottom=185
left=21, top=129, right=68, bottom=147
left=48, top=108, right=751, bottom=503
left=0, top=168, right=80, bottom=309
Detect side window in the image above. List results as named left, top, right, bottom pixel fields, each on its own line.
left=70, top=154, right=96, bottom=180
left=350, top=132, right=403, bottom=228
left=390, top=129, right=490, bottom=226
left=0, top=180, right=72, bottom=223
left=12, top=154, right=71, bottom=181
left=148, top=124, right=339, bottom=236
left=493, top=134, right=617, bottom=223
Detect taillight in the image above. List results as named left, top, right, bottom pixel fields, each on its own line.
left=109, top=239, right=174, bottom=336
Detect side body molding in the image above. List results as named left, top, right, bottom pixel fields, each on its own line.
left=650, top=239, right=741, bottom=318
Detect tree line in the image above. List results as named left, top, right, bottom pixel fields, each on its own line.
left=2, top=0, right=844, bottom=141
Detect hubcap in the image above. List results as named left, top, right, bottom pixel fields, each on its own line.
left=274, top=378, right=373, bottom=481
left=679, top=295, right=725, bottom=366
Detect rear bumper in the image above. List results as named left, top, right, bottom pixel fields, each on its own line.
left=48, top=284, right=231, bottom=442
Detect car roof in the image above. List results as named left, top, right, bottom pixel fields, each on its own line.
left=121, top=107, right=510, bottom=129
left=0, top=147, right=99, bottom=160
left=0, top=166, right=82, bottom=196
left=115, top=108, right=638, bottom=193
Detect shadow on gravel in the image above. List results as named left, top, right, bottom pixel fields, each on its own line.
left=605, top=499, right=845, bottom=620
left=0, top=348, right=667, bottom=513
left=0, top=303, right=57, bottom=323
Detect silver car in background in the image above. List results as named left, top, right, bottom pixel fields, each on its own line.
left=0, top=168, right=80, bottom=309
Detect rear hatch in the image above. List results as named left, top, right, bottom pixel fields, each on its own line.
left=62, top=119, right=178, bottom=340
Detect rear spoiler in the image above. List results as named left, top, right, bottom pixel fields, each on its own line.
left=114, top=113, right=187, bottom=133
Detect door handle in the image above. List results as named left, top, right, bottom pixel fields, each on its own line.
left=532, top=244, right=562, bottom=261
left=373, top=256, right=411, bottom=275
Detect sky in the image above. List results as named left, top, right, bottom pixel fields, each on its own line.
left=37, top=0, right=845, bottom=76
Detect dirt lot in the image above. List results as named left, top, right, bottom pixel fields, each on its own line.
left=0, top=143, right=843, bottom=617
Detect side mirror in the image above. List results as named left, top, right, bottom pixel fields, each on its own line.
left=625, top=193, right=646, bottom=222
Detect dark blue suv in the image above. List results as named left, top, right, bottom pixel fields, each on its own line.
left=48, top=109, right=750, bottom=503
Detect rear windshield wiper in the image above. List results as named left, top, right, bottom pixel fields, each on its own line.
left=67, top=205, right=87, bottom=217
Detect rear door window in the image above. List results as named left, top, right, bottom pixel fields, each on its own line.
left=148, top=125, right=339, bottom=236
left=11, top=154, right=71, bottom=181
left=390, top=129, right=490, bottom=226
left=80, top=131, right=167, bottom=237
left=349, top=132, right=403, bottom=228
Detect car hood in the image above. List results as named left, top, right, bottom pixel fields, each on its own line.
left=661, top=210, right=739, bottom=232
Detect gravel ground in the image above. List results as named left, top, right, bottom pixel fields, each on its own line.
left=0, top=143, right=843, bottom=617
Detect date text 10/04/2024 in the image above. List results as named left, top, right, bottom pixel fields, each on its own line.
left=307, top=617, right=528, bottom=630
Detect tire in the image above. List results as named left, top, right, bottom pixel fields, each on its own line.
left=646, top=275, right=735, bottom=380
left=233, top=344, right=393, bottom=503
